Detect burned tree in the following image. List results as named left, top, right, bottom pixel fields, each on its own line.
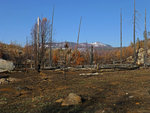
left=40, top=18, right=50, bottom=68
left=73, top=16, right=82, bottom=65
left=120, top=8, right=123, bottom=64
left=76, top=16, right=82, bottom=50
left=144, top=9, right=148, bottom=66
left=37, top=17, right=40, bottom=71
left=49, top=7, right=55, bottom=67
left=31, top=20, right=38, bottom=71
left=90, top=45, right=94, bottom=65
left=137, top=37, right=140, bottom=50
left=133, top=0, right=136, bottom=64
left=31, top=17, right=50, bottom=72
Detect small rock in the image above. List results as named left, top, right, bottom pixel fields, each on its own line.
left=61, top=93, right=82, bottom=106
left=7, top=78, right=20, bottom=82
left=0, top=77, right=20, bottom=84
left=129, top=96, right=134, bottom=99
left=56, top=98, right=64, bottom=103
left=125, top=93, right=129, bottom=95
left=79, top=73, right=99, bottom=76
left=0, top=78, right=8, bottom=84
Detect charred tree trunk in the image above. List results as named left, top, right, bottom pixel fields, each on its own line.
left=33, top=24, right=38, bottom=71
left=120, top=9, right=123, bottom=64
left=77, top=16, right=82, bottom=50
left=90, top=45, right=93, bottom=65
left=133, top=0, right=137, bottom=64
left=49, top=7, right=54, bottom=67
left=144, top=9, right=148, bottom=67
left=31, top=17, right=50, bottom=71
left=37, top=17, right=40, bottom=72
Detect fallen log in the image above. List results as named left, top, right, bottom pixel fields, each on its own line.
left=42, top=64, right=139, bottom=71
left=99, top=64, right=139, bottom=70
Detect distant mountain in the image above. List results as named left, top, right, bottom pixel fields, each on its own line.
left=46, top=42, right=113, bottom=50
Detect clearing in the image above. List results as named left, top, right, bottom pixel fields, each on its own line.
left=0, top=68, right=150, bottom=113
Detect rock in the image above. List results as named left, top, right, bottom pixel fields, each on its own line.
left=7, top=77, right=20, bottom=82
left=79, top=73, right=99, bottom=76
left=0, top=78, right=8, bottom=84
left=61, top=93, right=82, bottom=106
left=126, top=56, right=133, bottom=63
left=137, top=48, right=144, bottom=65
left=148, top=49, right=150, bottom=54
left=126, top=48, right=150, bottom=65
left=129, top=96, right=134, bottom=99
left=56, top=98, right=64, bottom=103
left=0, top=77, right=20, bottom=84
left=139, top=48, right=144, bottom=53
left=137, top=48, right=150, bottom=65
left=0, top=59, right=15, bottom=73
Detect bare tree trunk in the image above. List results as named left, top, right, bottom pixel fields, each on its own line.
left=25, top=37, right=29, bottom=71
left=49, top=7, right=54, bottom=67
left=31, top=17, right=50, bottom=71
left=90, top=45, right=93, bottom=65
left=137, top=37, right=140, bottom=50
left=33, top=25, right=38, bottom=71
left=144, top=9, right=148, bottom=66
left=37, top=17, right=40, bottom=72
left=74, top=17, right=82, bottom=65
left=41, top=32, right=45, bottom=69
left=133, top=0, right=136, bottom=64
left=120, top=8, right=123, bottom=64
left=77, top=16, right=82, bottom=50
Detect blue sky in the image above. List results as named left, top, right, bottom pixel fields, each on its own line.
left=0, top=0, right=150, bottom=47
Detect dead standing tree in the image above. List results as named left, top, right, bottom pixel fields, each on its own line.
left=76, top=16, right=82, bottom=50
left=25, top=37, right=29, bottom=70
left=90, top=45, right=93, bottom=65
left=73, top=16, right=82, bottom=65
left=31, top=17, right=50, bottom=72
left=133, top=0, right=137, bottom=64
left=144, top=9, right=148, bottom=66
left=31, top=18, right=38, bottom=72
left=136, top=37, right=140, bottom=57
left=49, top=7, right=54, bottom=67
left=120, top=8, right=123, bottom=64
left=40, top=18, right=49, bottom=68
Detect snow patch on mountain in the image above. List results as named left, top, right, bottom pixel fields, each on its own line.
left=46, top=41, right=112, bottom=50
left=90, top=42, right=106, bottom=47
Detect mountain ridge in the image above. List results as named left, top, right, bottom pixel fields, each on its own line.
left=46, top=41, right=113, bottom=50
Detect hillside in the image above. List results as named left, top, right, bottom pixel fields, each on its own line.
left=46, top=42, right=113, bottom=50
left=0, top=42, right=23, bottom=60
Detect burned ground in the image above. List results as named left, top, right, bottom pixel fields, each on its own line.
left=0, top=68, right=150, bottom=113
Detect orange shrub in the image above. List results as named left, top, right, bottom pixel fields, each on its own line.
left=52, top=50, right=59, bottom=66
left=76, top=57, right=85, bottom=65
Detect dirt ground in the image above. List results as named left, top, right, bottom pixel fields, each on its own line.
left=0, top=68, right=150, bottom=113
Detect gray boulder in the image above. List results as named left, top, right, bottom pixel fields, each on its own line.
left=0, top=59, right=15, bottom=72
